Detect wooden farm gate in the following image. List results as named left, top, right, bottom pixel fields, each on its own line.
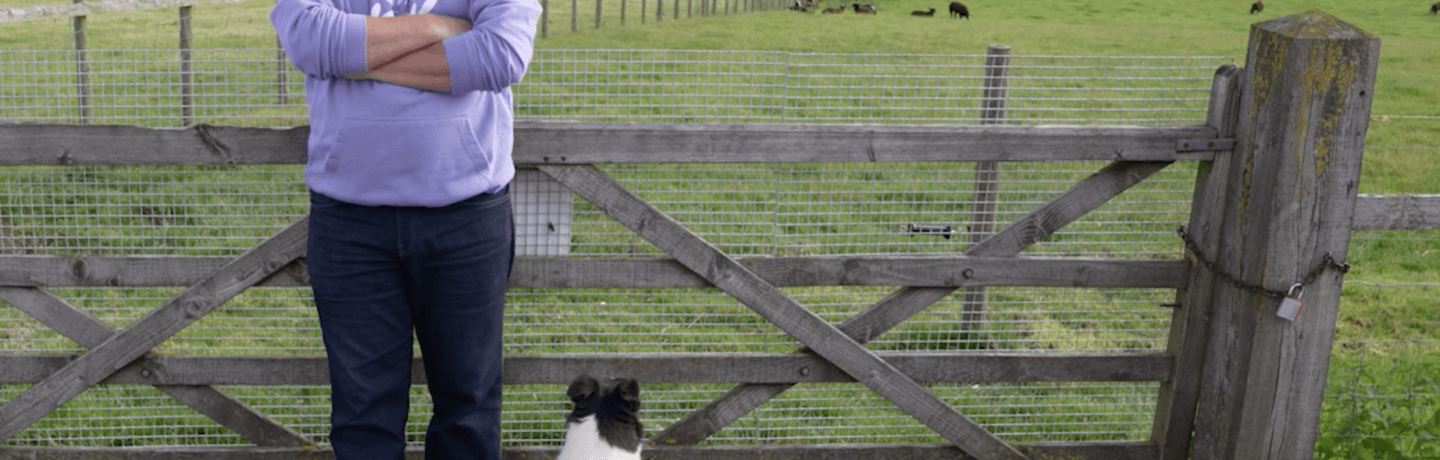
left=0, top=11, right=1379, bottom=460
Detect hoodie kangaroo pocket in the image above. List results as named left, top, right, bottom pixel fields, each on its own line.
left=325, top=115, right=482, bottom=189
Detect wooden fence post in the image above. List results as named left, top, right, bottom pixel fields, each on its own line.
left=179, top=5, right=193, bottom=126
left=72, top=0, right=90, bottom=125
left=275, top=37, right=289, bottom=105
left=960, top=44, right=1009, bottom=344
left=1187, top=10, right=1379, bottom=460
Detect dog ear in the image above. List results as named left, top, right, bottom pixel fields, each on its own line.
left=567, top=374, right=599, bottom=402
left=617, top=378, right=640, bottom=402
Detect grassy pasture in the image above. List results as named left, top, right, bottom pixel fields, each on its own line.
left=1, top=0, right=1438, bottom=456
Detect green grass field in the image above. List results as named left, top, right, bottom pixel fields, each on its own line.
left=1, top=0, right=1437, bottom=456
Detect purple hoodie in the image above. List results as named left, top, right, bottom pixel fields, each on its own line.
left=271, top=0, right=541, bottom=207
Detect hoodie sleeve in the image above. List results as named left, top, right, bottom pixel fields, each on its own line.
left=271, top=0, right=369, bottom=78
left=441, top=0, right=542, bottom=94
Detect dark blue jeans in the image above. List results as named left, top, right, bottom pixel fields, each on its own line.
left=307, top=188, right=513, bottom=460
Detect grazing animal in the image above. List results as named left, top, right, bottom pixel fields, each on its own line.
left=949, top=1, right=969, bottom=19
left=852, top=3, right=876, bottom=13
left=556, top=375, right=644, bottom=460
left=1431, top=1, right=1439, bottom=14
left=912, top=7, right=936, bottom=16
left=823, top=6, right=845, bottom=13
left=1250, top=0, right=1263, bottom=14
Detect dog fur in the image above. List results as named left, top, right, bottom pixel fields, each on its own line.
left=555, top=375, right=643, bottom=460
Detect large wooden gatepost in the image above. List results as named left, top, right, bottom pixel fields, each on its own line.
left=1161, top=10, right=1380, bottom=460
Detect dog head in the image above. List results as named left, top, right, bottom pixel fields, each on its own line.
left=566, top=374, right=644, bottom=452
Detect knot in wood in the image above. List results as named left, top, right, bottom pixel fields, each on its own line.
left=183, top=299, right=209, bottom=317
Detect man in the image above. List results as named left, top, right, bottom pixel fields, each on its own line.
left=270, top=0, right=540, bottom=458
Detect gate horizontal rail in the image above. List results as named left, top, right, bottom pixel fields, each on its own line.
left=0, top=122, right=1221, bottom=166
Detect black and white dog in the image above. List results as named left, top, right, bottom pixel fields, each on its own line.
left=556, top=375, right=644, bottom=460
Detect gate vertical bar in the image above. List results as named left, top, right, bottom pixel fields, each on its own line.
left=1188, top=10, right=1379, bottom=460
left=960, top=44, right=1009, bottom=343
left=1153, top=63, right=1242, bottom=460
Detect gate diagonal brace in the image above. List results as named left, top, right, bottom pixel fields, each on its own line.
left=0, top=217, right=310, bottom=443
left=654, top=161, right=1174, bottom=446
left=539, top=164, right=1030, bottom=460
left=0, top=286, right=313, bottom=447
left=630, top=161, right=1168, bottom=453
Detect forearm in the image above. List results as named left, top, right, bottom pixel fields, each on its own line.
left=363, top=14, right=469, bottom=71
left=430, top=0, right=540, bottom=94
left=346, top=42, right=452, bottom=92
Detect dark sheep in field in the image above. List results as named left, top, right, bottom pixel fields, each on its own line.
left=852, top=3, right=876, bottom=13
left=949, top=1, right=969, bottom=19
left=1250, top=0, right=1263, bottom=14
left=1431, top=2, right=1439, bottom=14
left=912, top=8, right=935, bottom=16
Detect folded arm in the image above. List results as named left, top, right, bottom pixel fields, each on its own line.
left=272, top=0, right=464, bottom=80
left=346, top=41, right=454, bottom=92
left=272, top=0, right=540, bottom=94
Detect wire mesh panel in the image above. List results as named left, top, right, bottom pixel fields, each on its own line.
left=1319, top=280, right=1440, bottom=458
left=518, top=50, right=1229, bottom=125
left=1, top=48, right=1232, bottom=450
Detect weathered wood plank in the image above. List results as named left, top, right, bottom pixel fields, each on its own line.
left=1351, top=194, right=1440, bottom=230
left=0, top=255, right=1187, bottom=289
left=0, top=353, right=1173, bottom=386
left=0, top=287, right=312, bottom=447
left=1189, top=11, right=1378, bottom=460
left=0, top=443, right=1157, bottom=460
left=516, top=122, right=1217, bottom=164
left=0, top=287, right=115, bottom=349
left=0, top=217, right=309, bottom=442
left=968, top=161, right=1173, bottom=257
left=1153, top=63, right=1242, bottom=460
left=0, top=256, right=309, bottom=287
left=0, top=122, right=1219, bottom=166
left=0, top=124, right=309, bottom=166
left=539, top=164, right=1029, bottom=460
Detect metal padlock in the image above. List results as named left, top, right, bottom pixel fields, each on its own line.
left=1276, top=283, right=1304, bottom=321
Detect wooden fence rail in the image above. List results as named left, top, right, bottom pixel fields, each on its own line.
left=0, top=10, right=1404, bottom=460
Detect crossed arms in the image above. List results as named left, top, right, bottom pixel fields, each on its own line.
left=345, top=14, right=471, bottom=92
left=271, top=0, right=540, bottom=94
